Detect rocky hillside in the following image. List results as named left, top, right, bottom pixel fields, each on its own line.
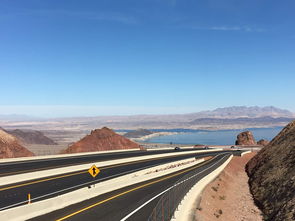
left=124, top=129, right=153, bottom=138
left=5, top=129, right=57, bottom=145
left=246, top=120, right=295, bottom=221
left=64, top=127, right=140, bottom=153
left=0, top=129, right=34, bottom=158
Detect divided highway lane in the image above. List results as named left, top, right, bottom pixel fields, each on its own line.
left=0, top=148, right=203, bottom=177
left=0, top=151, right=232, bottom=211
left=30, top=153, right=231, bottom=221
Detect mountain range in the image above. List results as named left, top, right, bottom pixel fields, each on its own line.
left=0, top=106, right=294, bottom=130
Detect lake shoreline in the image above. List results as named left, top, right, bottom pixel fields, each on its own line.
left=139, top=127, right=282, bottom=146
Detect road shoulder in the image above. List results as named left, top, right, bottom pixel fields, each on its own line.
left=195, top=153, right=263, bottom=221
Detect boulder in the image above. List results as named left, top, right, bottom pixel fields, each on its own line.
left=257, top=139, right=269, bottom=146
left=235, top=131, right=256, bottom=145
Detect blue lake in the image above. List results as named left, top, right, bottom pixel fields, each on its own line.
left=144, top=127, right=283, bottom=145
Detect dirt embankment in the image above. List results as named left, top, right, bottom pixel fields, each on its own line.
left=195, top=153, right=262, bottom=221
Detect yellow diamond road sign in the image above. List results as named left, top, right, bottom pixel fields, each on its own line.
left=88, top=165, right=100, bottom=178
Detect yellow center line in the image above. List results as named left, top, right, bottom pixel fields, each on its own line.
left=0, top=151, right=201, bottom=176
left=0, top=152, right=204, bottom=192
left=56, top=156, right=216, bottom=221
left=0, top=163, right=90, bottom=177
left=0, top=171, right=87, bottom=192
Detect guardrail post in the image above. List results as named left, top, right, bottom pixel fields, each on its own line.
left=168, top=191, right=170, bottom=219
left=162, top=197, right=164, bottom=221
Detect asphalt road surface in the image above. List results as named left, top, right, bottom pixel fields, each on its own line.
left=30, top=153, right=231, bottom=221
left=0, top=150, right=232, bottom=211
left=0, top=148, right=207, bottom=177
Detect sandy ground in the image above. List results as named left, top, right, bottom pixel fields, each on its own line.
left=25, top=144, right=68, bottom=155
left=195, top=153, right=263, bottom=221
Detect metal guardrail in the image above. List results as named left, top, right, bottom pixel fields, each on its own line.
left=147, top=154, right=228, bottom=221
left=147, top=171, right=197, bottom=221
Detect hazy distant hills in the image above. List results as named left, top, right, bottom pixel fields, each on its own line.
left=0, top=129, right=34, bottom=158
left=0, top=106, right=294, bottom=130
left=0, top=127, right=57, bottom=145
left=190, top=117, right=294, bottom=125
left=0, top=114, right=41, bottom=121
left=6, top=129, right=57, bottom=145
left=193, top=106, right=294, bottom=118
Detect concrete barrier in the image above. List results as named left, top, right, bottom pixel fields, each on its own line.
left=145, top=147, right=176, bottom=151
left=145, top=146, right=196, bottom=151
left=171, top=154, right=233, bottom=221
left=240, top=150, right=252, bottom=156
left=0, top=149, right=223, bottom=186
left=0, top=158, right=205, bottom=221
left=0, top=148, right=141, bottom=164
left=145, top=147, right=224, bottom=151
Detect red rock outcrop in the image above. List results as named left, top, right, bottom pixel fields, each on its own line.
left=257, top=139, right=269, bottom=146
left=235, top=131, right=256, bottom=145
left=64, top=127, right=140, bottom=154
left=246, top=120, right=295, bottom=220
left=0, top=129, right=34, bottom=158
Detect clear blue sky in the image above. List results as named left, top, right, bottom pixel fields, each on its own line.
left=0, top=0, right=294, bottom=117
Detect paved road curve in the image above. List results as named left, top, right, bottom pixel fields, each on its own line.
left=0, top=151, right=232, bottom=211
left=0, top=148, right=205, bottom=177
left=30, top=153, right=231, bottom=221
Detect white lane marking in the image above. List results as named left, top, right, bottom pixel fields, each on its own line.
left=0, top=152, right=228, bottom=211
left=0, top=161, right=172, bottom=211
left=0, top=151, right=141, bottom=166
left=0, top=151, right=215, bottom=210
left=120, top=153, right=229, bottom=221
left=120, top=186, right=174, bottom=221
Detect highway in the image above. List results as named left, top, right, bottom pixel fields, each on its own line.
left=0, top=150, right=232, bottom=211
left=30, top=153, right=231, bottom=221
left=0, top=148, right=206, bottom=177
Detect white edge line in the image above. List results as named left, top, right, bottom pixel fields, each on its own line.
left=0, top=153, right=228, bottom=215
left=120, top=153, right=230, bottom=221
left=120, top=186, right=174, bottom=221
left=0, top=161, right=181, bottom=211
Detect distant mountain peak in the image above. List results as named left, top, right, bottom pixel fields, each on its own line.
left=197, top=106, right=294, bottom=118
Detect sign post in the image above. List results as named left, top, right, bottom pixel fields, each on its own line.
left=28, top=193, right=31, bottom=204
